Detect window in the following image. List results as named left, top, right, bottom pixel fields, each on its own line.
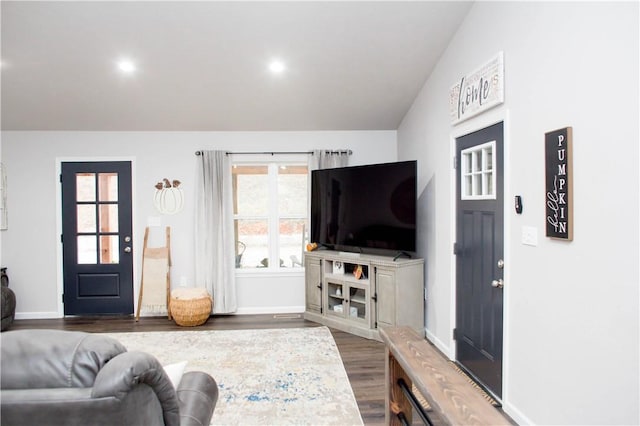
left=76, top=172, right=120, bottom=264
left=233, top=162, right=308, bottom=270
left=461, top=141, right=496, bottom=200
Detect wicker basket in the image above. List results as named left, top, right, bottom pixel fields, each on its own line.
left=170, top=288, right=212, bottom=327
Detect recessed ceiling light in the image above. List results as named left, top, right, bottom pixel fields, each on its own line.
left=268, top=60, right=286, bottom=74
left=117, top=59, right=136, bottom=74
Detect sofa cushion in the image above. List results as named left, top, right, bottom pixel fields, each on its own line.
left=1, top=330, right=126, bottom=389
left=163, top=361, right=188, bottom=389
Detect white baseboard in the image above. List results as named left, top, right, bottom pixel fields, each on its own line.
left=502, top=400, right=533, bottom=425
left=234, top=306, right=305, bottom=315
left=15, top=311, right=62, bottom=320
left=14, top=308, right=307, bottom=319
left=425, top=328, right=454, bottom=359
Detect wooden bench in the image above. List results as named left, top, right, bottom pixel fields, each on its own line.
left=380, top=326, right=511, bottom=426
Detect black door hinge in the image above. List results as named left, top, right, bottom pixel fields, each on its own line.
left=62, top=294, right=65, bottom=304
left=453, top=328, right=457, bottom=340
left=453, top=242, right=460, bottom=255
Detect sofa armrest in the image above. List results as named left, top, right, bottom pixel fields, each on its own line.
left=1, top=388, right=121, bottom=426
left=92, top=351, right=180, bottom=426
left=177, top=371, right=219, bottom=426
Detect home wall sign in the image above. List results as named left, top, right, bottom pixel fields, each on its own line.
left=450, top=52, right=504, bottom=125
left=545, top=127, right=573, bottom=240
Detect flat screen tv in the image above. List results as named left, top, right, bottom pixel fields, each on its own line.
left=310, top=160, right=417, bottom=256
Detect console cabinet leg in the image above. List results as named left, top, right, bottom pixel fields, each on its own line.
left=386, top=348, right=413, bottom=425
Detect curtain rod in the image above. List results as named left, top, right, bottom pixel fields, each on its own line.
left=194, top=150, right=353, bottom=156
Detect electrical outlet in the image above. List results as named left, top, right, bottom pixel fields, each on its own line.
left=179, top=276, right=187, bottom=287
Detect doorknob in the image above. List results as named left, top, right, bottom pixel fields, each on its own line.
left=124, top=246, right=132, bottom=253
left=491, top=279, right=504, bottom=289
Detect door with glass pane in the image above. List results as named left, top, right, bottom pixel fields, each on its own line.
left=61, top=161, right=133, bottom=315
left=455, top=122, right=504, bottom=399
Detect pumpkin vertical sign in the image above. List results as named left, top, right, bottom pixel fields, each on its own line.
left=545, top=127, right=573, bottom=240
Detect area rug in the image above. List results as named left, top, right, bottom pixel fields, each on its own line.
left=102, top=327, right=363, bottom=426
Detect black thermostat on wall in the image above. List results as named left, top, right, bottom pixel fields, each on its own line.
left=515, top=195, right=523, bottom=214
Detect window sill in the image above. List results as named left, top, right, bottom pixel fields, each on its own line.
left=235, top=268, right=305, bottom=278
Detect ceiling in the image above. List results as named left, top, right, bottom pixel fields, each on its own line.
left=1, top=1, right=472, bottom=131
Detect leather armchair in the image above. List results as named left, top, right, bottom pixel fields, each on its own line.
left=1, top=329, right=218, bottom=426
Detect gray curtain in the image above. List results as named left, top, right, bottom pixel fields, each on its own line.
left=195, top=151, right=237, bottom=313
left=309, top=150, right=350, bottom=170
left=308, top=150, right=350, bottom=248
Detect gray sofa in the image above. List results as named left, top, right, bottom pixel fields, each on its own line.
left=0, top=329, right=218, bottom=426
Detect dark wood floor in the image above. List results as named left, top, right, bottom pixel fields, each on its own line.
left=7, top=314, right=387, bottom=425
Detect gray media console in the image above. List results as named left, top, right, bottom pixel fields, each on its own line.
left=304, top=250, right=424, bottom=341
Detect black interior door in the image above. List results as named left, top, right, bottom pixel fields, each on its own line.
left=455, top=122, right=504, bottom=399
left=61, top=161, right=133, bottom=315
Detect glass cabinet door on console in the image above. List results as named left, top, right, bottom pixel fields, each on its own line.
left=347, top=283, right=368, bottom=322
left=327, top=282, right=345, bottom=317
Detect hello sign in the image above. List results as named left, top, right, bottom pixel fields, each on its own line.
left=450, top=52, right=504, bottom=125
left=545, top=127, right=573, bottom=240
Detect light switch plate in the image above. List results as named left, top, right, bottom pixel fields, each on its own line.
left=522, top=226, right=538, bottom=246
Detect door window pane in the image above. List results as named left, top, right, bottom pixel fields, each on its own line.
left=76, top=173, right=96, bottom=202
left=100, top=236, right=119, bottom=264
left=77, top=205, right=96, bottom=232
left=98, top=173, right=118, bottom=202
left=77, top=235, right=97, bottom=264
left=99, top=205, right=119, bottom=232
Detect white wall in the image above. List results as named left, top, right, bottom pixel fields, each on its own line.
left=0, top=131, right=396, bottom=318
left=398, top=2, right=639, bottom=425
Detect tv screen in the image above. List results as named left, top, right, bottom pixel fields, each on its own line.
left=310, top=160, right=417, bottom=255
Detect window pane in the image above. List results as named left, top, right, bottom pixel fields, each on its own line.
left=279, top=219, right=306, bottom=268
left=473, top=174, right=482, bottom=196
left=278, top=166, right=308, bottom=216
left=77, top=205, right=96, bottom=232
left=235, top=219, right=269, bottom=268
left=484, top=147, right=493, bottom=171
left=464, top=176, right=472, bottom=197
left=486, top=172, right=494, bottom=196
left=463, top=153, right=472, bottom=174
left=474, top=151, right=482, bottom=172
left=100, top=236, right=119, bottom=264
left=76, top=173, right=95, bottom=202
left=98, top=173, right=118, bottom=202
left=234, top=165, right=269, bottom=216
left=99, top=205, right=119, bottom=232
left=78, top=235, right=97, bottom=264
